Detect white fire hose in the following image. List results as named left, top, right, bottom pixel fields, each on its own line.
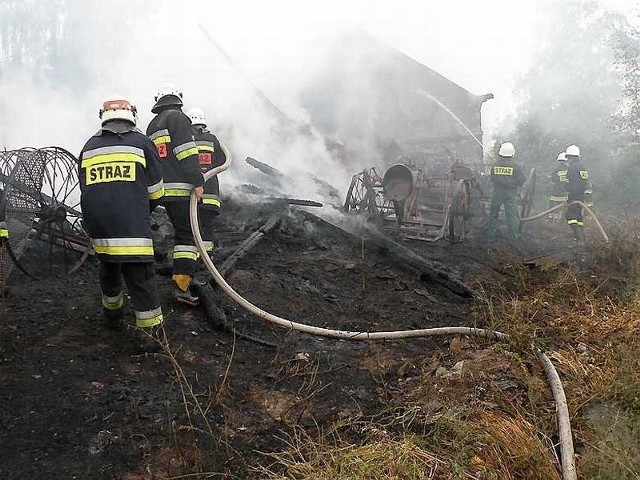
left=521, top=201, right=609, bottom=243
left=188, top=145, right=576, bottom=480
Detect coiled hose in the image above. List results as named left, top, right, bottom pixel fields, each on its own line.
left=189, top=146, right=577, bottom=480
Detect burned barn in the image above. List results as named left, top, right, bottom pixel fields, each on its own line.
left=301, top=30, right=493, bottom=170
left=319, top=33, right=507, bottom=243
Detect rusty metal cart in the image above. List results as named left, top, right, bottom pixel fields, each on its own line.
left=343, top=159, right=536, bottom=242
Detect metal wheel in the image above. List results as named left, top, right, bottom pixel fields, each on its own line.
left=447, top=179, right=473, bottom=243
left=1, top=150, right=23, bottom=295
left=519, top=167, right=537, bottom=232
left=0, top=150, right=20, bottom=179
left=342, top=168, right=381, bottom=218
left=0, top=147, right=91, bottom=278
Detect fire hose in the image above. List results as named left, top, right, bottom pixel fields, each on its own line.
left=521, top=201, right=609, bottom=243
left=189, top=145, right=577, bottom=480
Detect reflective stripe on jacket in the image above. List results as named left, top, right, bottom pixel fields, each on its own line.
left=146, top=107, right=204, bottom=201
left=79, top=122, right=164, bottom=263
left=191, top=125, right=226, bottom=212
left=550, top=162, right=569, bottom=200
left=565, top=159, right=589, bottom=199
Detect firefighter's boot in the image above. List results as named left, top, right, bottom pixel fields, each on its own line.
left=129, top=324, right=167, bottom=354
left=172, top=274, right=200, bottom=307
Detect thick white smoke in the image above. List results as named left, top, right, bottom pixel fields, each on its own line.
left=0, top=0, right=637, bottom=203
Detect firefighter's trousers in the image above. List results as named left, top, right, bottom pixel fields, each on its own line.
left=487, top=186, right=520, bottom=240
left=100, top=261, right=163, bottom=328
left=165, top=201, right=199, bottom=277
left=199, top=206, right=218, bottom=256
left=566, top=195, right=585, bottom=242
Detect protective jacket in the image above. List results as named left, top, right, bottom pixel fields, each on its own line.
left=191, top=125, right=225, bottom=212
left=146, top=106, right=203, bottom=201
left=0, top=189, right=6, bottom=240
left=565, top=159, right=589, bottom=199
left=491, top=157, right=526, bottom=188
left=79, top=120, right=164, bottom=263
left=550, top=161, right=568, bottom=201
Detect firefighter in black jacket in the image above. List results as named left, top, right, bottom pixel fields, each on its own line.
left=146, top=85, right=204, bottom=306
left=186, top=107, right=225, bottom=256
left=564, top=144, right=589, bottom=245
left=547, top=151, right=568, bottom=222
left=79, top=97, right=165, bottom=334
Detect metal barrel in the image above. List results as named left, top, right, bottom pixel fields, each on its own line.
left=382, top=164, right=416, bottom=202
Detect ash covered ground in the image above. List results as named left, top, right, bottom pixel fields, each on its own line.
left=0, top=193, right=580, bottom=479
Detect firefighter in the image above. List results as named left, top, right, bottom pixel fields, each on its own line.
left=486, top=142, right=526, bottom=240
left=0, top=220, right=7, bottom=243
left=78, top=97, right=165, bottom=337
left=547, top=151, right=569, bottom=222
left=146, top=84, right=204, bottom=306
left=584, top=181, right=594, bottom=208
left=564, top=144, right=589, bottom=245
left=0, top=191, right=6, bottom=250
left=186, top=107, right=225, bottom=258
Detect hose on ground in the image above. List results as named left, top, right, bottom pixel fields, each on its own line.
left=536, top=348, right=577, bottom=479
left=520, top=201, right=609, bottom=244
left=189, top=148, right=576, bottom=480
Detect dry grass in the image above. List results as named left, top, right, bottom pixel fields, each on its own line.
left=256, top=425, right=451, bottom=480
left=256, top=218, right=640, bottom=479
left=468, top=411, right=560, bottom=480
left=255, top=407, right=562, bottom=480
left=473, top=220, right=640, bottom=478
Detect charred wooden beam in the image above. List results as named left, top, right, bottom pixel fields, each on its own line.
left=363, top=224, right=476, bottom=298
left=194, top=282, right=278, bottom=348
left=245, top=156, right=340, bottom=200
left=265, top=198, right=323, bottom=207
left=217, top=213, right=283, bottom=278
left=297, top=210, right=476, bottom=298
left=245, top=157, right=286, bottom=179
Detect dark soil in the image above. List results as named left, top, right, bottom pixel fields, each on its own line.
left=0, top=198, right=583, bottom=479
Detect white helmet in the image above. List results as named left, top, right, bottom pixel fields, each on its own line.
left=556, top=151, right=567, bottom=162
left=154, top=83, right=183, bottom=103
left=186, top=107, right=207, bottom=127
left=498, top=142, right=515, bottom=158
left=99, top=97, right=137, bottom=125
left=565, top=144, right=580, bottom=157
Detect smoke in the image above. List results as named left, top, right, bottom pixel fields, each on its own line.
left=1, top=0, right=638, bottom=205
left=0, top=0, right=366, bottom=202
left=495, top=0, right=633, bottom=189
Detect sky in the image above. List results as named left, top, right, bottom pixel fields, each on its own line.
left=1, top=0, right=638, bottom=197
